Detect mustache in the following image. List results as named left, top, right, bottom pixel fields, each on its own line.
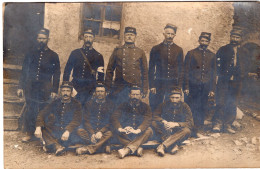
left=63, top=94, right=69, bottom=97
left=230, top=40, right=239, bottom=44
left=85, top=41, right=91, bottom=44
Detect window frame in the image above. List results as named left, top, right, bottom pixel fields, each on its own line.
left=79, top=2, right=124, bottom=44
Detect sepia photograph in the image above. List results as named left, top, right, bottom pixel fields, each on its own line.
left=2, top=1, right=260, bottom=168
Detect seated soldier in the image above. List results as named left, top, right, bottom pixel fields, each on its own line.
left=34, top=81, right=82, bottom=156
left=76, top=83, right=115, bottom=155
left=111, top=86, right=153, bottom=159
left=152, top=86, right=194, bottom=156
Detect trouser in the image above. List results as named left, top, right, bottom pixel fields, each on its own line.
left=214, top=80, right=241, bottom=127
left=108, top=82, right=132, bottom=106
left=186, top=83, right=211, bottom=130
left=77, top=128, right=113, bottom=153
left=72, top=79, right=95, bottom=106
left=116, top=127, right=153, bottom=154
left=152, top=121, right=191, bottom=150
left=23, top=81, right=51, bottom=135
left=42, top=127, right=84, bottom=149
left=149, top=79, right=179, bottom=112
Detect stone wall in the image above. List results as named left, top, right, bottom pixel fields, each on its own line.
left=44, top=2, right=234, bottom=79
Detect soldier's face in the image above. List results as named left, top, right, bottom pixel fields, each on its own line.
left=199, top=37, right=210, bottom=49
left=61, top=87, right=72, bottom=100
left=95, top=87, right=106, bottom=100
left=83, top=33, right=94, bottom=47
left=230, top=34, right=242, bottom=46
left=129, top=90, right=141, bottom=101
left=37, top=34, right=48, bottom=49
left=163, top=28, right=176, bottom=42
left=124, top=33, right=136, bottom=43
left=169, top=94, right=181, bottom=105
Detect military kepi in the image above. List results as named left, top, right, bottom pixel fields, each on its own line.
left=169, top=86, right=182, bottom=95
left=125, top=27, right=137, bottom=35
left=164, top=23, right=177, bottom=33
left=38, top=28, right=50, bottom=37
left=200, top=32, right=211, bottom=40
left=84, top=27, right=95, bottom=35
left=230, top=26, right=243, bottom=36
left=61, top=81, right=73, bottom=89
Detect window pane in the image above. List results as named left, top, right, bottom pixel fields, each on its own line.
left=84, top=20, right=101, bottom=36
left=105, top=6, right=122, bottom=21
left=103, top=28, right=120, bottom=39
left=84, top=4, right=102, bottom=20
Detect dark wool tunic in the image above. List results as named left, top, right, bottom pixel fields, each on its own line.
left=154, top=101, right=194, bottom=130
left=111, top=101, right=152, bottom=132
left=149, top=42, right=184, bottom=88
left=83, top=99, right=115, bottom=135
left=36, top=98, right=82, bottom=133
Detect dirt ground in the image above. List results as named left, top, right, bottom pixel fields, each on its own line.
left=4, top=104, right=260, bottom=168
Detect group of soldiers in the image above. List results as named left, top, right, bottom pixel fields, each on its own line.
left=17, top=23, right=253, bottom=158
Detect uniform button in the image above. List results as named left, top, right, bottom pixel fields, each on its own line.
left=168, top=53, right=170, bottom=55
left=36, top=75, right=39, bottom=77
left=123, top=73, right=125, bottom=76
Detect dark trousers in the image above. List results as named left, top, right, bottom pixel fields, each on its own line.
left=186, top=83, right=210, bottom=129
left=149, top=79, right=179, bottom=112
left=152, top=121, right=191, bottom=150
left=116, top=127, right=153, bottom=153
left=77, top=128, right=113, bottom=153
left=215, top=80, right=241, bottom=127
left=23, top=81, right=51, bottom=134
left=42, top=127, right=83, bottom=149
left=108, top=81, right=132, bottom=106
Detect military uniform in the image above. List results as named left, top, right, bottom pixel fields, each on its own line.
left=149, top=40, right=184, bottom=111
left=153, top=101, right=193, bottom=151
left=214, top=43, right=248, bottom=128
left=63, top=45, right=104, bottom=105
left=19, top=34, right=61, bottom=135
left=36, top=97, right=82, bottom=148
left=184, top=33, right=216, bottom=128
left=105, top=28, right=148, bottom=105
left=77, top=98, right=115, bottom=154
left=111, top=100, right=153, bottom=154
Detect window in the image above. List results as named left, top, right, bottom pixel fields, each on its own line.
left=81, top=3, right=123, bottom=40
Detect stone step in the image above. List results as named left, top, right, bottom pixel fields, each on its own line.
left=4, top=96, right=25, bottom=117
left=3, top=64, right=22, bottom=80
left=3, top=81, right=19, bottom=97
left=4, top=117, right=21, bottom=131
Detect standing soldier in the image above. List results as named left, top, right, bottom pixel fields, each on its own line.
left=153, top=87, right=193, bottom=156
left=76, top=83, right=114, bottom=155
left=34, top=81, right=82, bottom=156
left=17, top=28, right=61, bottom=142
left=63, top=28, right=104, bottom=106
left=111, top=86, right=153, bottom=159
left=149, top=24, right=184, bottom=112
left=183, top=32, right=216, bottom=135
left=213, top=27, right=248, bottom=134
left=105, top=27, right=148, bottom=105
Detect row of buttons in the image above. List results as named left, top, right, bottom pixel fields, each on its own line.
left=36, top=51, right=43, bottom=80
left=122, top=48, right=136, bottom=77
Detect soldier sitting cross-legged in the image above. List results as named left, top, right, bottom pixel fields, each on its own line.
left=76, top=83, right=115, bottom=155
left=34, top=81, right=82, bottom=156
left=152, top=86, right=194, bottom=156
left=111, top=86, right=153, bottom=159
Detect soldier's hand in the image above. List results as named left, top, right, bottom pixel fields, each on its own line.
left=124, top=126, right=134, bottom=134
left=166, top=122, right=180, bottom=129
left=34, top=126, right=42, bottom=138
left=61, top=130, right=70, bottom=141
left=184, top=90, right=189, bottom=96
left=248, top=73, right=258, bottom=80
left=91, top=134, right=97, bottom=143
left=150, top=88, right=156, bottom=94
left=118, top=128, right=126, bottom=133
left=95, top=132, right=103, bottom=140
left=208, top=91, right=215, bottom=97
left=50, top=92, right=57, bottom=99
left=17, top=89, right=24, bottom=98
left=132, top=129, right=141, bottom=135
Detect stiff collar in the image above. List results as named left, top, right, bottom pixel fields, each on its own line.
left=38, top=46, right=49, bottom=52
left=61, top=98, right=72, bottom=104
left=163, top=40, right=174, bottom=46
left=123, top=43, right=135, bottom=48
left=95, top=98, right=106, bottom=104
left=82, top=44, right=93, bottom=51
left=198, top=46, right=208, bottom=51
